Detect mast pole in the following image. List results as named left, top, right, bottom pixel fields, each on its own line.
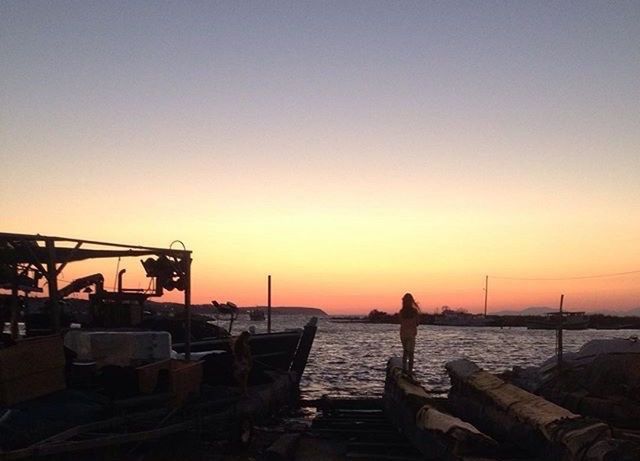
left=10, top=265, right=19, bottom=340
left=45, top=238, right=60, bottom=332
left=184, top=254, right=192, bottom=361
left=267, top=275, right=272, bottom=334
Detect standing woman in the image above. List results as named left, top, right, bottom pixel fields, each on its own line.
left=399, top=293, right=421, bottom=374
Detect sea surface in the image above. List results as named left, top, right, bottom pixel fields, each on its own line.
left=222, top=314, right=640, bottom=400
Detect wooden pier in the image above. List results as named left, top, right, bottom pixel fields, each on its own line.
left=298, top=397, right=424, bottom=461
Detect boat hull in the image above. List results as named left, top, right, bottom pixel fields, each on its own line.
left=445, top=358, right=640, bottom=460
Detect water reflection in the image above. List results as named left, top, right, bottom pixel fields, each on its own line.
left=197, top=314, right=640, bottom=400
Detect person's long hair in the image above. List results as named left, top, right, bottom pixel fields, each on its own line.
left=400, top=293, right=420, bottom=318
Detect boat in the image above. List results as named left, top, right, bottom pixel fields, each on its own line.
left=526, top=311, right=589, bottom=330
left=433, top=308, right=493, bottom=327
left=507, top=337, right=640, bottom=430
left=445, top=358, right=640, bottom=460
left=0, top=363, right=306, bottom=459
left=173, top=318, right=317, bottom=386
left=247, top=308, right=265, bottom=321
left=0, top=232, right=318, bottom=458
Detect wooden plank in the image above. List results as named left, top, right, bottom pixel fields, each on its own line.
left=305, top=397, right=382, bottom=411
left=346, top=453, right=424, bottom=460
left=32, top=409, right=170, bottom=446
left=1, top=421, right=194, bottom=460
left=112, top=392, right=173, bottom=409
left=320, top=414, right=388, bottom=422
left=347, top=441, right=417, bottom=450
left=312, top=428, right=400, bottom=436
left=311, top=419, right=393, bottom=430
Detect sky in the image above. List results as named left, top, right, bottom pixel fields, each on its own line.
left=2, top=2, right=639, bottom=314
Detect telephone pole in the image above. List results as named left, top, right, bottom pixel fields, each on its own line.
left=483, top=275, right=489, bottom=316
left=267, top=275, right=272, bottom=333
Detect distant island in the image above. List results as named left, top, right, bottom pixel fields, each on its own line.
left=492, top=306, right=640, bottom=317
left=491, top=306, right=558, bottom=316
left=330, top=306, right=640, bottom=329
left=145, top=301, right=328, bottom=317
left=240, top=306, right=328, bottom=317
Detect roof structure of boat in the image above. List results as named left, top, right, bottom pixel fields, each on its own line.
left=0, top=232, right=195, bottom=358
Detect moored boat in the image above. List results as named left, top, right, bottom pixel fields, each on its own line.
left=507, top=336, right=640, bottom=430
left=173, top=318, right=317, bottom=386
left=433, top=308, right=493, bottom=326
left=0, top=318, right=318, bottom=458
left=446, top=358, right=640, bottom=460
left=526, top=311, right=589, bottom=330
left=0, top=232, right=319, bottom=459
left=247, top=308, right=265, bottom=321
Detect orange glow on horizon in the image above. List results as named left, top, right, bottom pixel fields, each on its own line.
left=7, top=246, right=638, bottom=315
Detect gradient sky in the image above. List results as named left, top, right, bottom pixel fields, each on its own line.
left=2, top=2, right=639, bottom=313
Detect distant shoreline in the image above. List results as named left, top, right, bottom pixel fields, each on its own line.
left=147, top=301, right=328, bottom=317
left=329, top=312, right=640, bottom=329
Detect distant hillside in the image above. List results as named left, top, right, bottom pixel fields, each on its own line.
left=623, top=307, right=640, bottom=316
left=246, top=306, right=328, bottom=316
left=491, top=306, right=556, bottom=316
left=146, top=302, right=327, bottom=317
left=591, top=307, right=640, bottom=317
left=492, top=306, right=640, bottom=317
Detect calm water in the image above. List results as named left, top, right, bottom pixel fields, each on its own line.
left=219, top=314, right=640, bottom=400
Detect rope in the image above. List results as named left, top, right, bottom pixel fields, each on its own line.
left=489, top=269, right=640, bottom=281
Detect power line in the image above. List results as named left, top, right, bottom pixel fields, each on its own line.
left=489, top=269, right=640, bottom=281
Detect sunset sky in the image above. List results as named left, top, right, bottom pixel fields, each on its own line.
left=2, top=2, right=639, bottom=313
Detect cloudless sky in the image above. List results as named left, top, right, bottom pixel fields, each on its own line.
left=2, top=1, right=639, bottom=313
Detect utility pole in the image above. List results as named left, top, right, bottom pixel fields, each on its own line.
left=267, top=275, right=272, bottom=334
left=556, top=294, right=565, bottom=370
left=483, top=275, right=489, bottom=317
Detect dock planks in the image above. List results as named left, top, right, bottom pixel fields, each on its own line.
left=305, top=397, right=424, bottom=460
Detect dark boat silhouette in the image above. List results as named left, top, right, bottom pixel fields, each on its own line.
left=526, top=311, right=589, bottom=330
left=0, top=232, right=318, bottom=458
left=247, top=308, right=266, bottom=321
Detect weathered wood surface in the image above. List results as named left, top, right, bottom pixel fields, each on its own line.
left=383, top=357, right=497, bottom=460
left=446, top=358, right=640, bottom=461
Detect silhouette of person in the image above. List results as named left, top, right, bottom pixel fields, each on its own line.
left=399, top=293, right=421, bottom=374
left=233, top=331, right=252, bottom=394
